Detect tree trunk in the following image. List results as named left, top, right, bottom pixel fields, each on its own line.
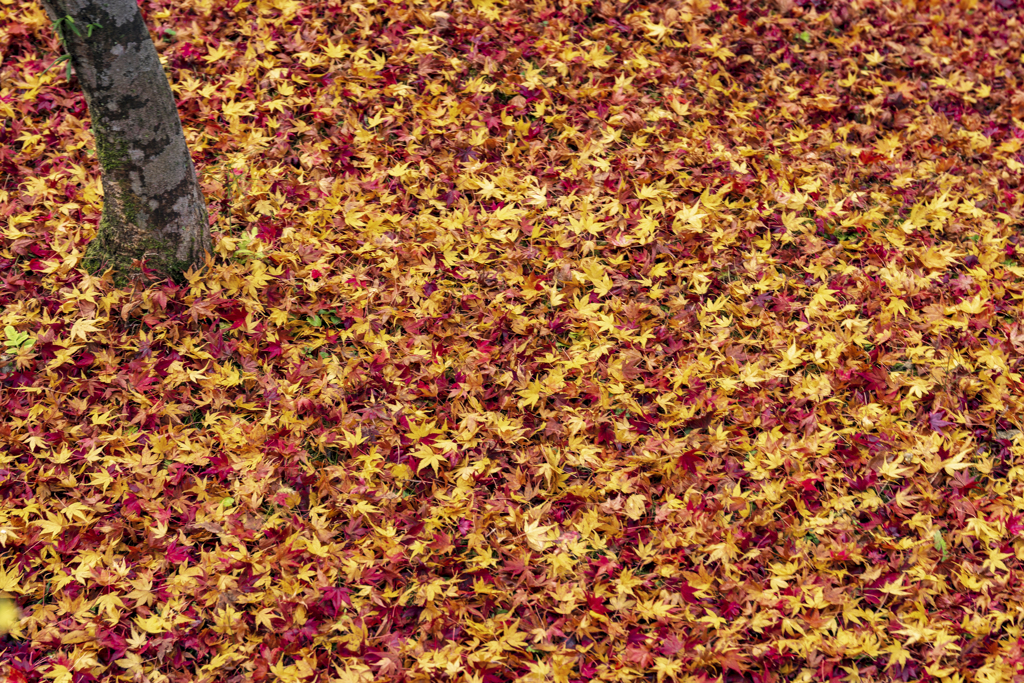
left=39, top=0, right=211, bottom=285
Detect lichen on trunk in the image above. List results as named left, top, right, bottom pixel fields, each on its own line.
left=40, top=0, right=211, bottom=285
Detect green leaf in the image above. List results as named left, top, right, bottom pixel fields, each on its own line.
left=3, top=326, right=32, bottom=351
left=933, top=529, right=947, bottom=561
left=308, top=314, right=322, bottom=328
left=797, top=31, right=811, bottom=43
left=221, top=497, right=235, bottom=509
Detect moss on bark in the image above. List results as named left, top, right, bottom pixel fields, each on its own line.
left=95, top=130, right=128, bottom=172
left=82, top=225, right=197, bottom=286
left=83, top=125, right=206, bottom=285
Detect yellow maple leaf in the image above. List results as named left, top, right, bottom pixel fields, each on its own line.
left=303, top=535, right=329, bottom=557
left=698, top=607, right=728, bottom=629
left=340, top=426, right=369, bottom=448
left=796, top=374, right=832, bottom=401
left=221, top=100, right=255, bottom=118
left=0, top=598, right=20, bottom=635
left=673, top=202, right=707, bottom=233
left=517, top=381, right=544, bottom=410
left=255, top=607, right=280, bottom=631
left=0, top=564, right=21, bottom=593
left=69, top=316, right=103, bottom=342
left=135, top=614, right=171, bottom=634
left=778, top=342, right=805, bottom=371
left=323, top=38, right=347, bottom=59
left=44, top=344, right=82, bottom=370
left=408, top=419, right=442, bottom=441
left=95, top=593, right=125, bottom=625
left=916, top=247, right=957, bottom=270
left=204, top=43, right=235, bottom=63
left=654, top=657, right=683, bottom=683
left=523, top=520, right=554, bottom=552
left=387, top=161, right=413, bottom=178
left=624, top=494, right=647, bottom=521
left=415, top=445, right=445, bottom=475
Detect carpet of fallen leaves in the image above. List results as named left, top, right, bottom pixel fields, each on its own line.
left=2, top=0, right=1024, bottom=681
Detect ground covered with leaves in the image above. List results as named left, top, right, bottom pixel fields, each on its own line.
left=2, top=0, right=1024, bottom=681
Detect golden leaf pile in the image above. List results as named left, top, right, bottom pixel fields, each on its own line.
left=2, top=0, right=1024, bottom=681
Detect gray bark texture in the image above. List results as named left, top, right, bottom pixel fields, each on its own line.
left=40, top=0, right=211, bottom=285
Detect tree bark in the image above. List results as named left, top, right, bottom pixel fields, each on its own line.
left=39, top=0, right=210, bottom=285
